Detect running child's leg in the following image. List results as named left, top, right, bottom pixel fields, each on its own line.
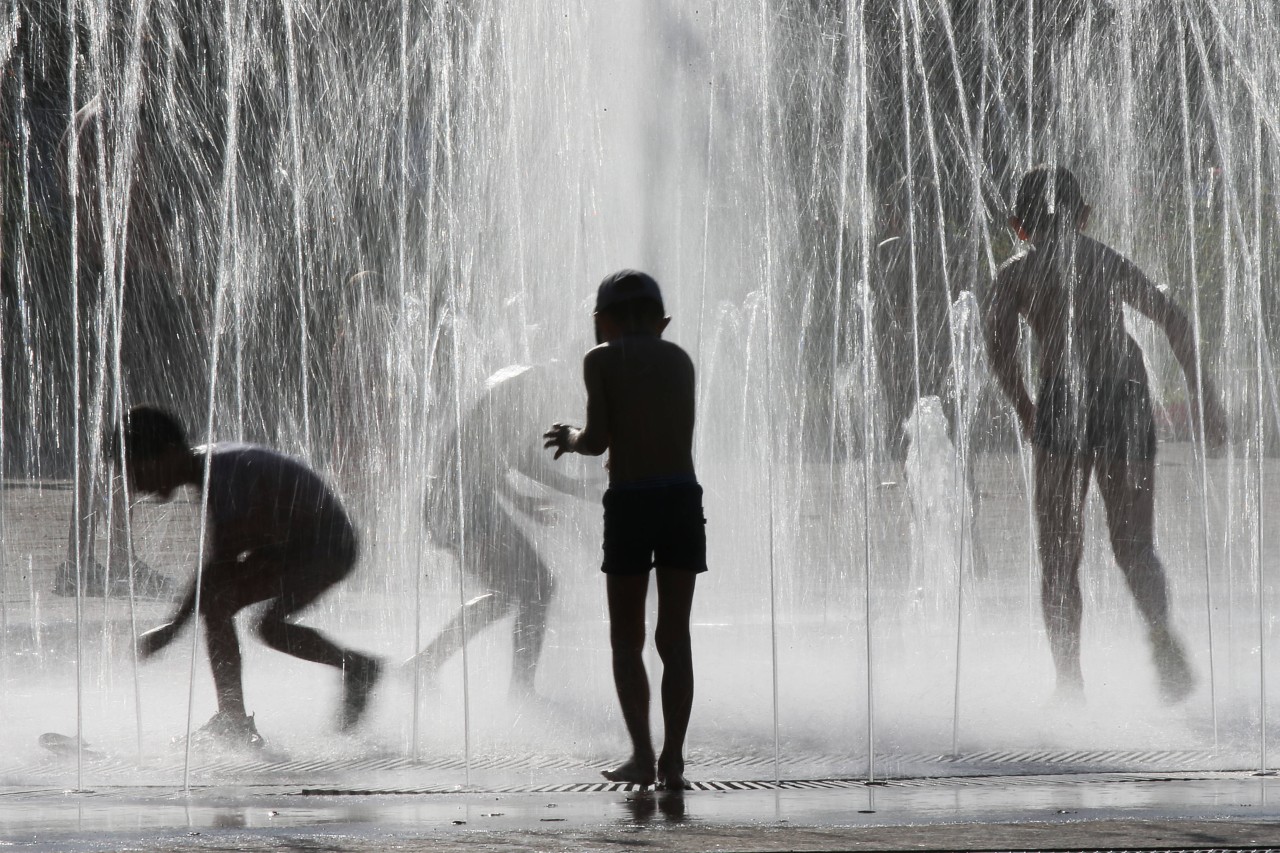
left=408, top=583, right=508, bottom=681
left=1095, top=455, right=1192, bottom=702
left=510, top=548, right=556, bottom=699
left=1095, top=456, right=1169, bottom=625
left=1033, top=448, right=1092, bottom=694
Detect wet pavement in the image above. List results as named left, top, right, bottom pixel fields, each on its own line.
left=3, top=771, right=1280, bottom=851
left=6, top=462, right=1280, bottom=850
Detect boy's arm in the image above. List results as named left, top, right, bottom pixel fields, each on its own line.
left=545, top=349, right=610, bottom=458
left=139, top=508, right=243, bottom=659
left=982, top=267, right=1035, bottom=437
left=1123, top=265, right=1227, bottom=445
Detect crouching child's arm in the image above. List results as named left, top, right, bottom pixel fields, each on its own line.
left=138, top=581, right=197, bottom=659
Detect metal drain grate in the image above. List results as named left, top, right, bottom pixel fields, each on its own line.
left=1, top=746, right=1232, bottom=789
left=287, top=771, right=1245, bottom=796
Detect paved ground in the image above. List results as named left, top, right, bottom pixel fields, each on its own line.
left=4, top=772, right=1280, bottom=851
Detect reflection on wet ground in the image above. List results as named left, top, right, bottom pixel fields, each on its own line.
left=2, top=771, right=1280, bottom=852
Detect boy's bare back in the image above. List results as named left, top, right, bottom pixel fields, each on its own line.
left=581, top=334, right=696, bottom=484
left=988, top=233, right=1169, bottom=385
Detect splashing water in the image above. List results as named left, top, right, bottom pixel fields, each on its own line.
left=3, top=1, right=1280, bottom=786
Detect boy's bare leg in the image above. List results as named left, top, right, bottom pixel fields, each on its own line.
left=604, top=573, right=656, bottom=785
left=199, top=560, right=277, bottom=718
left=654, top=567, right=696, bottom=790
left=1034, top=448, right=1091, bottom=696
left=1095, top=455, right=1193, bottom=702
left=257, top=591, right=382, bottom=730
left=1095, top=457, right=1167, bottom=625
left=207, top=552, right=380, bottom=730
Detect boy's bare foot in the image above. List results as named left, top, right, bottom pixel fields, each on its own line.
left=657, top=758, right=691, bottom=791
left=602, top=757, right=656, bottom=786
left=656, top=770, right=691, bottom=791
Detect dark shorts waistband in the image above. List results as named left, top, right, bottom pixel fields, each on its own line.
left=601, top=481, right=707, bottom=575
left=608, top=473, right=699, bottom=491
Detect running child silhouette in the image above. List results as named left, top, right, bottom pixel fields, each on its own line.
left=544, top=270, right=706, bottom=790
left=113, top=406, right=382, bottom=747
left=413, top=362, right=596, bottom=699
left=983, top=166, right=1227, bottom=704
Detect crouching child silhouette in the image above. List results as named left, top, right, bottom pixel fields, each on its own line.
left=544, top=270, right=707, bottom=790
left=112, top=406, right=382, bottom=748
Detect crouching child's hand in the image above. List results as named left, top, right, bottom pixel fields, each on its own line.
left=138, top=622, right=180, bottom=659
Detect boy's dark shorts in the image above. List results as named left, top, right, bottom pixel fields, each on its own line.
left=1034, top=377, right=1157, bottom=461
left=601, top=482, right=707, bottom=575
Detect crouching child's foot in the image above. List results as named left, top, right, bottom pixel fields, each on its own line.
left=339, top=655, right=383, bottom=731
left=602, top=756, right=656, bottom=787
left=184, top=710, right=265, bottom=751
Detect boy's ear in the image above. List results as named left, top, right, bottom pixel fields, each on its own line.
left=1007, top=216, right=1029, bottom=242
left=658, top=316, right=672, bottom=334
left=1078, top=204, right=1092, bottom=231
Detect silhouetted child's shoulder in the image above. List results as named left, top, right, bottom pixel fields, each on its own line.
left=591, top=334, right=693, bottom=367
left=591, top=335, right=694, bottom=402
left=1075, top=233, right=1147, bottom=280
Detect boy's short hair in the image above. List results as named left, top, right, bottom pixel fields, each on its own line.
left=109, top=406, right=188, bottom=462
left=1012, top=165, right=1086, bottom=234
left=594, top=269, right=665, bottom=327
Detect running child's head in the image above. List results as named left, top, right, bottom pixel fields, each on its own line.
left=108, top=405, right=194, bottom=499
left=1009, top=165, right=1091, bottom=242
left=593, top=269, right=670, bottom=343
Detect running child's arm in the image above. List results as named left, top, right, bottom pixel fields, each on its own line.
left=515, top=445, right=600, bottom=499
left=1123, top=265, right=1228, bottom=446
left=982, top=267, right=1035, bottom=436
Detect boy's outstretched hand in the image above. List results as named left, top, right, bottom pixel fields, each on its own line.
left=544, top=423, right=576, bottom=459
left=138, top=621, right=180, bottom=659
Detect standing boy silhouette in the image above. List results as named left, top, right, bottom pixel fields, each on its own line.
left=113, top=406, right=382, bottom=747
left=983, top=166, right=1227, bottom=703
left=544, top=270, right=706, bottom=790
